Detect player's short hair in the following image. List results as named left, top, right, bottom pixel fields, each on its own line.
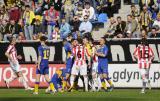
left=71, top=38, right=76, bottom=43
left=40, top=36, right=48, bottom=42
left=141, top=37, right=148, bottom=45
left=117, top=16, right=121, bottom=19
left=77, top=38, right=83, bottom=44
left=101, top=37, right=107, bottom=43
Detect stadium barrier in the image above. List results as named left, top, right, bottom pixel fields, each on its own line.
left=0, top=39, right=160, bottom=88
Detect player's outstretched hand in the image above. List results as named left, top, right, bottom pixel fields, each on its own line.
left=17, top=55, right=22, bottom=60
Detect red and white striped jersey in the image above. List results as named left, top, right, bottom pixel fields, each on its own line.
left=133, top=44, right=154, bottom=69
left=92, top=46, right=98, bottom=63
left=6, top=44, right=18, bottom=61
left=72, top=44, right=90, bottom=66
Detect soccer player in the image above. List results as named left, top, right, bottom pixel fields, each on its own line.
left=4, top=36, right=33, bottom=90
left=133, top=37, right=154, bottom=94
left=95, top=37, right=114, bottom=92
left=89, top=39, right=101, bottom=91
left=33, top=36, right=55, bottom=94
left=69, top=38, right=91, bottom=92
left=62, top=39, right=73, bottom=90
left=46, top=69, right=66, bottom=93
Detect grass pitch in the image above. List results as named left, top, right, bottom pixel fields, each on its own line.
left=0, top=89, right=159, bottom=101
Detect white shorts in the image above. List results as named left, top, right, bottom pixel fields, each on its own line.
left=71, top=63, right=87, bottom=75
left=9, top=60, right=21, bottom=73
left=92, top=62, right=98, bottom=75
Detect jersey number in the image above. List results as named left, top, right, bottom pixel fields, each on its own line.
left=140, top=50, right=149, bottom=59
left=77, top=50, right=81, bottom=59
left=43, top=49, right=50, bottom=59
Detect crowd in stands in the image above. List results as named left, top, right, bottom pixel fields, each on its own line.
left=105, top=0, right=160, bottom=38
left=0, top=0, right=121, bottom=41
left=0, top=0, right=160, bottom=42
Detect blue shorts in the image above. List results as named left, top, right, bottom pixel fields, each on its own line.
left=98, top=63, right=108, bottom=74
left=36, top=66, right=49, bottom=75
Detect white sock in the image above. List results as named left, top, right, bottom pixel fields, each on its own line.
left=84, top=76, right=88, bottom=91
left=70, top=75, right=75, bottom=88
left=92, top=78, right=97, bottom=90
left=19, top=77, right=28, bottom=89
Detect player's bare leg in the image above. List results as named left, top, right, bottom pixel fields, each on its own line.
left=18, top=72, right=33, bottom=91
left=33, top=74, right=41, bottom=95
left=44, top=74, right=55, bottom=94
left=4, top=73, right=18, bottom=88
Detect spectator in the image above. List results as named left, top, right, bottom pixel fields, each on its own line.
left=0, top=5, right=9, bottom=22
left=52, top=0, right=62, bottom=11
left=70, top=15, right=81, bottom=32
left=130, top=4, right=139, bottom=21
left=23, top=5, right=35, bottom=40
left=3, top=19, right=15, bottom=41
left=14, top=19, right=24, bottom=39
left=79, top=15, right=92, bottom=37
left=41, top=0, right=51, bottom=12
left=105, top=17, right=117, bottom=38
left=157, top=0, right=160, bottom=10
left=139, top=0, right=154, bottom=11
left=52, top=25, right=60, bottom=41
left=75, top=3, right=83, bottom=21
left=125, top=15, right=138, bottom=38
left=44, top=5, right=59, bottom=40
left=33, top=16, right=43, bottom=40
left=0, top=20, right=7, bottom=41
left=63, top=0, right=73, bottom=22
left=70, top=15, right=81, bottom=39
left=149, top=27, right=160, bottom=38
left=8, top=5, right=21, bottom=22
left=60, top=18, right=71, bottom=39
left=139, top=5, right=152, bottom=31
left=115, top=16, right=126, bottom=38
left=153, top=12, right=160, bottom=28
left=82, top=2, right=95, bottom=21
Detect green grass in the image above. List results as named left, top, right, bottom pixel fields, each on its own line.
left=0, top=89, right=160, bottom=101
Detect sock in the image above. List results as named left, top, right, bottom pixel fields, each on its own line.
left=70, top=75, right=75, bottom=89
left=142, top=81, right=146, bottom=89
left=62, top=80, right=67, bottom=90
left=101, top=78, right=107, bottom=90
left=105, top=77, right=113, bottom=86
left=84, top=76, right=88, bottom=91
left=92, top=78, right=97, bottom=90
left=49, top=82, right=55, bottom=91
left=34, top=82, right=39, bottom=93
left=19, top=77, right=28, bottom=89
left=142, top=74, right=147, bottom=90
